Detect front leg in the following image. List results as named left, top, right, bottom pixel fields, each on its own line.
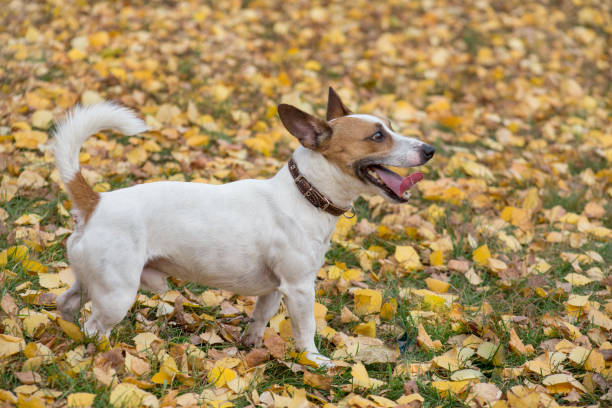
left=281, top=282, right=332, bottom=367
left=241, top=291, right=282, bottom=347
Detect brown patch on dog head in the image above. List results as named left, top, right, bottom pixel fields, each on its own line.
left=319, top=116, right=394, bottom=177
left=67, top=171, right=100, bottom=223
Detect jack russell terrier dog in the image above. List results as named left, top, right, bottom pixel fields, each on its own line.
left=53, top=88, right=435, bottom=366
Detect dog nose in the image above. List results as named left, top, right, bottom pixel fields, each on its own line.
left=421, top=144, right=435, bottom=161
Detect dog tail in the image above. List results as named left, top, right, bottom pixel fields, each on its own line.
left=53, top=102, right=148, bottom=222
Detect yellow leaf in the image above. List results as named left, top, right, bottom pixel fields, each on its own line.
left=57, top=318, right=84, bottom=342
left=109, top=383, right=158, bottom=408
left=313, top=302, right=327, bottom=323
left=125, top=353, right=151, bottom=376
left=291, top=351, right=319, bottom=368
left=31, top=110, right=54, bottom=129
left=431, top=380, right=470, bottom=397
left=207, top=366, right=236, bottom=388
left=542, top=374, right=587, bottom=393
left=426, top=97, right=450, bottom=113
left=151, top=357, right=179, bottom=385
left=477, top=342, right=498, bottom=361
left=22, top=311, right=49, bottom=336
left=461, top=161, right=494, bottom=181
left=93, top=183, right=111, bottom=193
left=429, top=250, right=444, bottom=267
left=319, top=326, right=337, bottom=339
left=508, top=328, right=534, bottom=356
left=7, top=246, right=28, bottom=261
left=303, top=370, right=331, bottom=390
left=96, top=336, right=111, bottom=352
left=278, top=318, right=292, bottom=341
left=0, top=334, right=25, bottom=358
left=522, top=188, right=541, bottom=212
left=212, top=84, right=233, bottom=101
left=568, top=346, right=589, bottom=366
left=352, top=320, right=376, bottom=337
left=353, top=289, right=382, bottom=315
left=439, top=115, right=463, bottom=130
left=588, top=309, right=612, bottom=331
left=380, top=300, right=397, bottom=320
left=529, top=260, right=551, bottom=275
left=0, top=389, right=17, bottom=404
left=16, top=394, right=47, bottom=408
left=142, top=140, right=161, bottom=152
left=472, top=245, right=491, bottom=266
left=417, top=323, right=442, bottom=351
left=126, top=146, right=148, bottom=165
left=68, top=48, right=86, bottom=61
left=38, top=273, right=60, bottom=288
left=396, top=394, right=425, bottom=405
left=426, top=204, right=446, bottom=223
left=567, top=294, right=589, bottom=307
left=15, top=214, right=42, bottom=225
left=394, top=245, right=423, bottom=271
left=423, top=293, right=445, bottom=310
left=500, top=206, right=532, bottom=230
left=81, top=90, right=103, bottom=105
left=450, top=368, right=483, bottom=381
left=185, top=134, right=210, bottom=147
left=425, top=277, right=449, bottom=293
left=524, top=352, right=564, bottom=376
left=584, top=350, right=605, bottom=372
left=89, top=31, right=109, bottom=47
left=351, top=362, right=384, bottom=389
left=487, top=258, right=508, bottom=274
left=333, top=215, right=357, bottom=241
left=67, top=392, right=96, bottom=408
left=304, top=60, right=321, bottom=71
left=564, top=273, right=592, bottom=286
left=22, top=260, right=48, bottom=274
left=14, top=130, right=48, bottom=149
left=133, top=332, right=163, bottom=353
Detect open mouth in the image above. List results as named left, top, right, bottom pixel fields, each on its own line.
left=358, top=164, right=424, bottom=202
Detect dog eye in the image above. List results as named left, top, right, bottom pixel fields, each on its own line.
left=369, top=131, right=385, bottom=142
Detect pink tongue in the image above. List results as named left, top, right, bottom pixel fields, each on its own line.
left=374, top=169, right=424, bottom=197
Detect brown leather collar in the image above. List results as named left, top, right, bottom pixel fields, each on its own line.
left=288, top=158, right=350, bottom=216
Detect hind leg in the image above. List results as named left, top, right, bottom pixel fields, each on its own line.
left=56, top=278, right=88, bottom=321
left=140, top=267, right=168, bottom=294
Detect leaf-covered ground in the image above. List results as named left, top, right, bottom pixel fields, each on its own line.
left=0, top=0, right=611, bottom=407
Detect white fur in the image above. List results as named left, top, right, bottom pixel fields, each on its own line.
left=54, top=103, right=430, bottom=367
left=53, top=102, right=148, bottom=183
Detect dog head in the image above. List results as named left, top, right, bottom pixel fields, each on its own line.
left=278, top=87, right=435, bottom=202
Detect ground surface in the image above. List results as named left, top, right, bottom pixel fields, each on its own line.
left=0, top=0, right=611, bottom=407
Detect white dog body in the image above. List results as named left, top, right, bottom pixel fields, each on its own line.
left=54, top=89, right=434, bottom=365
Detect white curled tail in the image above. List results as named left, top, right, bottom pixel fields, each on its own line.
left=53, top=102, right=148, bottom=222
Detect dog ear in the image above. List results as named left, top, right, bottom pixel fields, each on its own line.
left=326, top=87, right=352, bottom=121
left=278, top=104, right=332, bottom=149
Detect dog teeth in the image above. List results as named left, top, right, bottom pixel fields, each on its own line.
left=367, top=168, right=382, bottom=183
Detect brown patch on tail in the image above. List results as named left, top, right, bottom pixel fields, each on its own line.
left=67, top=172, right=100, bottom=223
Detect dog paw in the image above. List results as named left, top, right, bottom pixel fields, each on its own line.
left=305, top=351, right=335, bottom=368
left=240, top=331, right=263, bottom=348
